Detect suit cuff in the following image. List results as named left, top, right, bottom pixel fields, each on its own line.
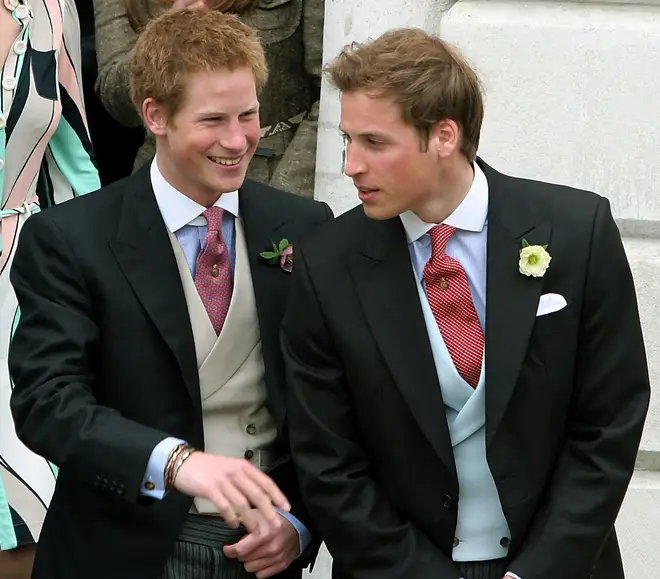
left=276, top=508, right=311, bottom=557
left=140, top=437, right=186, bottom=499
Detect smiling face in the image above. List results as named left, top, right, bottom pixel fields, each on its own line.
left=340, top=91, right=447, bottom=221
left=144, top=67, right=260, bottom=206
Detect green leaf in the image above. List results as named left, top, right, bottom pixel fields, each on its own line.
left=260, top=251, right=279, bottom=259
left=521, top=238, right=529, bottom=248
left=278, top=238, right=290, bottom=253
left=542, top=244, right=548, bottom=250
left=267, top=257, right=279, bottom=265
left=271, top=242, right=280, bottom=254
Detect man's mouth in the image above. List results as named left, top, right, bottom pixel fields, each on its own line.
left=208, top=156, right=242, bottom=166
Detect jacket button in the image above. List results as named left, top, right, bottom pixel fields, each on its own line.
left=244, top=449, right=254, bottom=459
left=117, top=486, right=125, bottom=496
left=246, top=424, right=257, bottom=435
left=500, top=537, right=510, bottom=548
left=442, top=495, right=454, bottom=509
left=453, top=537, right=459, bottom=548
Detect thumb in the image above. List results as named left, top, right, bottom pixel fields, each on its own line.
left=222, top=542, right=240, bottom=558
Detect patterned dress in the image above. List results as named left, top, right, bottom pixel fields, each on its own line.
left=0, top=0, right=100, bottom=549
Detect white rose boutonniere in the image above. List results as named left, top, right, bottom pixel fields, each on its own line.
left=519, top=238, right=551, bottom=277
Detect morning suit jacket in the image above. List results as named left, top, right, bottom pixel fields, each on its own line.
left=282, top=159, right=650, bottom=579
left=8, top=165, right=332, bottom=579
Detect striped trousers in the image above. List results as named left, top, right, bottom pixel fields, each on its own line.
left=161, top=515, right=255, bottom=579
left=456, top=558, right=509, bottom=579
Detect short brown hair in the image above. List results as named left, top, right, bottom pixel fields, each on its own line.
left=131, top=9, right=268, bottom=120
left=326, top=28, right=484, bottom=161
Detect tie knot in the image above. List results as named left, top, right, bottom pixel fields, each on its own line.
left=203, top=206, right=224, bottom=232
left=428, top=224, right=456, bottom=257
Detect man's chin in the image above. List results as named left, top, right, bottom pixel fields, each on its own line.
left=208, top=171, right=248, bottom=193
left=362, top=203, right=399, bottom=221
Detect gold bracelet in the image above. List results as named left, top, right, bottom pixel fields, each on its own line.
left=168, top=446, right=197, bottom=490
left=164, top=443, right=187, bottom=490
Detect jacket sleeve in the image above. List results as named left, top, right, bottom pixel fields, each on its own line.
left=9, top=214, right=169, bottom=503
left=508, top=197, right=650, bottom=579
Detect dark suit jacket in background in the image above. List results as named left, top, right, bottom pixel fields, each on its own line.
left=9, top=166, right=332, bottom=579
left=282, top=159, right=650, bottom=579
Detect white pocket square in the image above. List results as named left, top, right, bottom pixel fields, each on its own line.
left=536, top=293, right=567, bottom=317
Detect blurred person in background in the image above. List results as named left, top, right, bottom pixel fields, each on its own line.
left=75, top=0, right=144, bottom=185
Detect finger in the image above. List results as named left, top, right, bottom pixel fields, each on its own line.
left=232, top=472, right=282, bottom=523
left=245, top=556, right=282, bottom=573
left=217, top=482, right=253, bottom=522
left=223, top=531, right=268, bottom=560
left=251, top=560, right=285, bottom=578
left=206, top=492, right=241, bottom=528
left=247, top=467, right=291, bottom=512
left=234, top=542, right=277, bottom=563
left=239, top=509, right=268, bottom=535
left=239, top=467, right=290, bottom=519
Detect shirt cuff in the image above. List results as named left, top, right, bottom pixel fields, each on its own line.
left=276, top=508, right=311, bottom=557
left=140, top=437, right=186, bottom=499
left=505, top=572, right=523, bottom=579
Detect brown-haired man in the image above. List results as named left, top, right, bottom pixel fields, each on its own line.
left=283, top=28, right=649, bottom=579
left=9, top=9, right=331, bottom=579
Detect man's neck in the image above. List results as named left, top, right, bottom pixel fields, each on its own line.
left=413, top=160, right=475, bottom=224
left=155, top=156, right=223, bottom=208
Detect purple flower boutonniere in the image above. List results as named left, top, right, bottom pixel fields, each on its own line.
left=260, top=238, right=293, bottom=273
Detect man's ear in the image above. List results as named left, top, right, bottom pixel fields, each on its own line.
left=143, top=98, right=169, bottom=136
left=429, top=119, right=461, bottom=159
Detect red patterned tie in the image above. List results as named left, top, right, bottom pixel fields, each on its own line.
left=423, top=224, right=484, bottom=388
left=194, top=207, right=233, bottom=335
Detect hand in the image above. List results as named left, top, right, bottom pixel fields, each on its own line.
left=173, top=452, right=290, bottom=528
left=223, top=510, right=300, bottom=578
left=169, top=0, right=212, bottom=13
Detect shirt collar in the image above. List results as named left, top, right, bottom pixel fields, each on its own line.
left=399, top=162, right=489, bottom=244
left=150, top=157, right=239, bottom=234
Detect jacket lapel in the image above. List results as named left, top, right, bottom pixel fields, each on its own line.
left=481, top=160, right=551, bottom=445
left=108, top=167, right=201, bottom=413
left=239, top=181, right=290, bottom=429
left=349, top=215, right=455, bottom=473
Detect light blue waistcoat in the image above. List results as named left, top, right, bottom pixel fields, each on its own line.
left=415, top=280, right=511, bottom=562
